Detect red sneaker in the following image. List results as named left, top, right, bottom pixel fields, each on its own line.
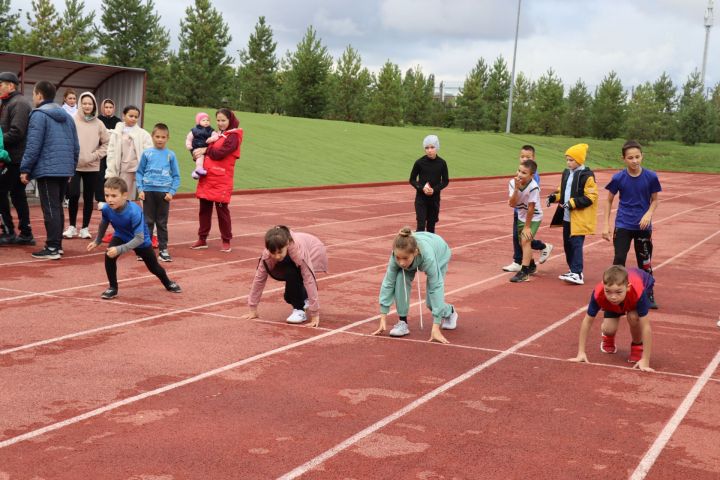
left=102, top=232, right=113, bottom=243
left=151, top=235, right=158, bottom=249
left=220, top=241, right=232, bottom=252
left=600, top=334, right=617, bottom=354
left=628, top=343, right=644, bottom=363
left=190, top=239, right=208, bottom=250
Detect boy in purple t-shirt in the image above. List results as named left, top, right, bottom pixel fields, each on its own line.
left=602, top=140, right=661, bottom=308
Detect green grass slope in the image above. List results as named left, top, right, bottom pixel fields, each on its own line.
left=144, top=103, right=720, bottom=193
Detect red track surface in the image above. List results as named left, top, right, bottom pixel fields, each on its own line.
left=1, top=172, right=719, bottom=479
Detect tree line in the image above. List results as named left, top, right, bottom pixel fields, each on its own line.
left=2, top=0, right=720, bottom=145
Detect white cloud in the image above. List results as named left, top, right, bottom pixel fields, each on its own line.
left=314, top=9, right=363, bottom=36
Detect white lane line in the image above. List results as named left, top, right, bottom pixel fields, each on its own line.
left=276, top=228, right=720, bottom=479
left=0, top=268, right=514, bottom=448
left=629, top=349, right=720, bottom=480
left=277, top=306, right=587, bottom=480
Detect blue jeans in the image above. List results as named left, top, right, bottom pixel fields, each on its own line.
left=563, top=221, right=585, bottom=274
left=513, top=210, right=546, bottom=264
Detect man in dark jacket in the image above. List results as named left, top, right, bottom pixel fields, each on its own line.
left=20, top=80, right=80, bottom=259
left=0, top=71, right=34, bottom=246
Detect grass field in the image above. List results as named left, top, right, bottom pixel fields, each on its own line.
left=144, top=103, right=720, bottom=193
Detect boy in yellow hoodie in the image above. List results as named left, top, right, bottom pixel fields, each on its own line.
left=547, top=143, right=598, bottom=285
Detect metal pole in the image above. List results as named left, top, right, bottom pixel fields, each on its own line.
left=505, top=0, right=522, bottom=134
left=701, top=0, right=714, bottom=88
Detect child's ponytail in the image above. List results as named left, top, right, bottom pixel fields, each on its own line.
left=393, top=226, right=418, bottom=253
left=265, top=225, right=292, bottom=253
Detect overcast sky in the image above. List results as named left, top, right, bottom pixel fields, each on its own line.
left=22, top=0, right=720, bottom=91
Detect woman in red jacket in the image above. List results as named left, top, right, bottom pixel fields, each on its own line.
left=190, top=108, right=243, bottom=252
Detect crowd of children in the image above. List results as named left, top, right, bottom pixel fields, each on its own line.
left=1, top=83, right=670, bottom=370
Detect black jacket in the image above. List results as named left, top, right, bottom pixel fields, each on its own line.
left=409, top=155, right=449, bottom=198
left=0, top=90, right=32, bottom=165
left=548, top=167, right=596, bottom=226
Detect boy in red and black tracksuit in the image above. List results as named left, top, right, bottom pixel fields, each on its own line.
left=569, top=265, right=655, bottom=372
left=409, top=135, right=449, bottom=233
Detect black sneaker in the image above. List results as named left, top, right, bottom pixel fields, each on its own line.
left=31, top=247, right=61, bottom=260
left=158, top=250, right=172, bottom=262
left=510, top=270, right=530, bottom=283
left=528, top=262, right=537, bottom=275
left=101, top=287, right=118, bottom=300
left=15, top=234, right=37, bottom=246
left=166, top=282, right=182, bottom=293
left=0, top=233, right=16, bottom=246
left=648, top=293, right=659, bottom=309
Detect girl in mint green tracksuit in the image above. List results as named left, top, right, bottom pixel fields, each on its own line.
left=372, top=226, right=458, bottom=343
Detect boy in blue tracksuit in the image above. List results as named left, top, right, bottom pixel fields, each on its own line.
left=136, top=123, right=180, bottom=262
left=87, top=176, right=181, bottom=299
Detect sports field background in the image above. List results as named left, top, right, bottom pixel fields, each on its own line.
left=144, top=103, right=720, bottom=193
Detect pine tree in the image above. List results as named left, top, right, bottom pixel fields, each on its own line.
left=591, top=71, right=626, bottom=140
left=366, top=60, right=403, bottom=126
left=652, top=72, right=677, bottom=140
left=0, top=0, right=20, bottom=51
left=529, top=68, right=564, bottom=135
left=327, top=45, right=370, bottom=122
left=484, top=56, right=510, bottom=132
left=281, top=26, right=333, bottom=118
left=562, top=79, right=592, bottom=137
left=625, top=82, right=663, bottom=144
left=96, top=0, right=170, bottom=103
left=711, top=82, right=720, bottom=143
left=238, top=16, right=279, bottom=113
left=455, top=58, right=489, bottom=131
left=21, top=0, right=61, bottom=57
left=509, top=72, right=534, bottom=134
left=402, top=65, right=434, bottom=126
left=173, top=0, right=233, bottom=107
left=57, top=0, right=98, bottom=61
left=677, top=71, right=712, bottom=145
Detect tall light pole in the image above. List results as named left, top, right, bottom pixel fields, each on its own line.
left=701, top=0, right=714, bottom=88
left=505, top=0, right=522, bottom=134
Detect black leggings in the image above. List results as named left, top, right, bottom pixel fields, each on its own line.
left=278, top=256, right=307, bottom=310
left=105, top=237, right=171, bottom=289
left=68, top=171, right=99, bottom=228
left=613, top=227, right=653, bottom=274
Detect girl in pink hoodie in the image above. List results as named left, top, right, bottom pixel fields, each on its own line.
left=242, top=226, right=328, bottom=327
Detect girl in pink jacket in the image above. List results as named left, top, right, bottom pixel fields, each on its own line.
left=242, top=226, right=328, bottom=327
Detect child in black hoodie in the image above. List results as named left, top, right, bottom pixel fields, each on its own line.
left=409, top=135, right=449, bottom=233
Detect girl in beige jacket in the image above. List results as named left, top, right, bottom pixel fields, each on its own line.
left=105, top=105, right=152, bottom=200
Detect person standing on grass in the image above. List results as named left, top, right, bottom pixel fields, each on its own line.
left=502, top=145, right=553, bottom=273
left=241, top=225, right=328, bottom=326
left=19, top=80, right=79, bottom=260
left=87, top=177, right=181, bottom=299
left=190, top=108, right=243, bottom=253
left=0, top=71, right=35, bottom=247
left=136, top=123, right=181, bottom=263
left=372, top=226, right=458, bottom=344
left=507, top=159, right=543, bottom=283
left=63, top=92, right=109, bottom=240
left=602, top=140, right=660, bottom=308
left=569, top=265, right=655, bottom=372
left=95, top=99, right=121, bottom=210
left=546, top=143, right=598, bottom=285
left=409, top=135, right=449, bottom=233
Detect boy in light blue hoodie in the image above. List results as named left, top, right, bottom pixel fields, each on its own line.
left=136, top=123, right=181, bottom=262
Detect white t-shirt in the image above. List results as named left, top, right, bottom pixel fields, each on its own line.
left=509, top=178, right=543, bottom=223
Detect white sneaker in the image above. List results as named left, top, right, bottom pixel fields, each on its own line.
left=79, top=227, right=92, bottom=239
left=441, top=310, right=458, bottom=330
left=97, top=201, right=106, bottom=211
left=502, top=262, right=522, bottom=272
left=558, top=272, right=572, bottom=280
left=389, top=321, right=410, bottom=337
left=62, top=225, right=77, bottom=238
left=539, top=243, right=554, bottom=263
left=286, top=309, right=307, bottom=324
left=562, top=272, right=584, bottom=285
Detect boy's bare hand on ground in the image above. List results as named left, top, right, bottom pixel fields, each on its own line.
left=633, top=361, right=655, bottom=372
left=240, top=310, right=259, bottom=320
left=568, top=353, right=589, bottom=363
left=429, top=324, right=450, bottom=344
left=371, top=315, right=387, bottom=335
left=308, top=315, right=320, bottom=327
left=86, top=241, right=99, bottom=252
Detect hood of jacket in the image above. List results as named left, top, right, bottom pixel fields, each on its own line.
left=75, top=91, right=98, bottom=121
left=35, top=102, right=70, bottom=123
